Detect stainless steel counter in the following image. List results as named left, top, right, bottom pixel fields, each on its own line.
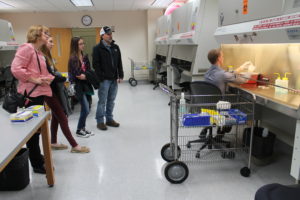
left=228, top=84, right=300, bottom=119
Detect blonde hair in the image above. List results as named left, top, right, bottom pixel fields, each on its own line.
left=27, top=25, right=49, bottom=43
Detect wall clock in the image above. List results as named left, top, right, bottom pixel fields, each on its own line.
left=82, top=15, right=92, bottom=26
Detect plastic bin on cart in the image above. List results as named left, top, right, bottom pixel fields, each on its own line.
left=0, top=148, right=30, bottom=191
left=182, top=113, right=210, bottom=126
left=228, top=109, right=247, bottom=124
left=243, top=127, right=276, bottom=159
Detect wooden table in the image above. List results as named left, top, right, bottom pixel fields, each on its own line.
left=0, top=110, right=55, bottom=186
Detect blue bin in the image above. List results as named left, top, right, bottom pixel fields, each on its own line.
left=182, top=114, right=210, bottom=126
left=228, top=109, right=247, bottom=124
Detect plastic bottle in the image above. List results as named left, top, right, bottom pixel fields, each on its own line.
left=179, top=92, right=186, bottom=117
left=281, top=72, right=291, bottom=94
left=274, top=73, right=283, bottom=94
left=262, top=128, right=269, bottom=138
left=228, top=65, right=234, bottom=73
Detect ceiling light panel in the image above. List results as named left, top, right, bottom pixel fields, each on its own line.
left=151, top=0, right=174, bottom=7
left=70, top=0, right=93, bottom=7
left=0, top=1, right=14, bottom=8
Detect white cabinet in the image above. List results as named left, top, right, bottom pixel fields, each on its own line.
left=155, top=15, right=171, bottom=44
left=219, top=0, right=285, bottom=26
left=284, top=0, right=300, bottom=14
left=170, top=4, right=188, bottom=36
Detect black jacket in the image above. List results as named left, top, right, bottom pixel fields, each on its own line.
left=92, top=40, right=124, bottom=82
left=46, top=65, right=72, bottom=116
left=85, top=69, right=100, bottom=89
left=68, top=55, right=94, bottom=101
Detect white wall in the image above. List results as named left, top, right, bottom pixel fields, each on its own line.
left=0, top=10, right=163, bottom=79
left=147, top=9, right=164, bottom=62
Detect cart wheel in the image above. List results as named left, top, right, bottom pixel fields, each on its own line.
left=128, top=78, right=134, bottom=83
left=164, top=161, right=189, bottom=184
left=130, top=79, right=137, bottom=86
left=186, top=142, right=191, bottom=148
left=227, top=151, right=235, bottom=159
left=161, top=143, right=181, bottom=162
left=221, top=151, right=227, bottom=159
left=240, top=167, right=251, bottom=177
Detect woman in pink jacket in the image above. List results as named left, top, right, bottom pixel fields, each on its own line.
left=11, top=25, right=54, bottom=174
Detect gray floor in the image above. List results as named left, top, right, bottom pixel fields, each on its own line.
left=0, top=82, right=295, bottom=200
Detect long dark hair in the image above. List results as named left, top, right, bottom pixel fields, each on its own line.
left=70, top=36, right=83, bottom=58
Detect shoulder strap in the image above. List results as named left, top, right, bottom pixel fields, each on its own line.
left=35, top=50, right=42, bottom=72
left=24, top=51, right=42, bottom=97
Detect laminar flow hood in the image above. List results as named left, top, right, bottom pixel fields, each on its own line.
left=215, top=12, right=300, bottom=44
left=0, top=19, right=18, bottom=50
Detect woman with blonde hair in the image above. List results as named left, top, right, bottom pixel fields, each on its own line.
left=41, top=36, right=90, bottom=153
left=11, top=25, right=54, bottom=174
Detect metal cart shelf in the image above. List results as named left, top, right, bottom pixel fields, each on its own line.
left=128, top=58, right=153, bottom=86
left=159, top=84, right=255, bottom=184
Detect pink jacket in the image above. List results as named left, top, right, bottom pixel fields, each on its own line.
left=11, top=43, right=54, bottom=97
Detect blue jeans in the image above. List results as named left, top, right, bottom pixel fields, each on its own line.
left=77, top=94, right=90, bottom=130
left=96, top=80, right=118, bottom=124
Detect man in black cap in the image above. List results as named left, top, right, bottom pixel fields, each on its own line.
left=93, top=26, right=124, bottom=131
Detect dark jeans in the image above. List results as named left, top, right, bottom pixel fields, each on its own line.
left=96, top=80, right=118, bottom=124
left=44, top=94, right=78, bottom=147
left=77, top=94, right=90, bottom=130
left=25, top=96, right=45, bottom=169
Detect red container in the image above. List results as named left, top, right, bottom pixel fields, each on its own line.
left=246, top=73, right=259, bottom=84
left=240, top=72, right=259, bottom=84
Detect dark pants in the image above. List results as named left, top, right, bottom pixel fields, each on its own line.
left=45, top=94, right=78, bottom=148
left=25, top=96, right=45, bottom=169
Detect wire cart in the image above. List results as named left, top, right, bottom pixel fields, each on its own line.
left=159, top=84, right=255, bottom=184
left=128, top=58, right=153, bottom=86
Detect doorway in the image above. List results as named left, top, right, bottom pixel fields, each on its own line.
left=49, top=27, right=100, bottom=72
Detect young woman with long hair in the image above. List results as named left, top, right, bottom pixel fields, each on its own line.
left=68, top=36, right=94, bottom=137
left=41, top=37, right=90, bottom=153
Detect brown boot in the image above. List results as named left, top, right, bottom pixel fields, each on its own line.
left=97, top=123, right=107, bottom=130
left=106, top=120, right=120, bottom=127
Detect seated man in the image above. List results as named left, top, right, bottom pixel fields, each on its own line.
left=201, top=48, right=252, bottom=143
left=205, top=48, right=251, bottom=94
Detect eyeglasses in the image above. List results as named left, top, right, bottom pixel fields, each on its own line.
left=78, top=42, right=85, bottom=45
left=43, top=32, right=50, bottom=37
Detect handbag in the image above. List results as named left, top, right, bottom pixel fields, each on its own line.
left=2, top=51, right=41, bottom=113
left=2, top=84, right=39, bottom=113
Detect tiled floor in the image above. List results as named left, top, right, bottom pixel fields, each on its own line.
left=0, top=82, right=295, bottom=200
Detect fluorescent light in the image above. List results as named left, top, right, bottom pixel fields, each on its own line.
left=70, top=0, right=93, bottom=7
left=0, top=1, right=14, bottom=8
left=151, top=0, right=174, bottom=7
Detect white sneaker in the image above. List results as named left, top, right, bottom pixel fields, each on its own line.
left=83, top=128, right=94, bottom=136
left=76, top=129, right=89, bottom=138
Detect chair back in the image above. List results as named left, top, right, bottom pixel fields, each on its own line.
left=189, top=81, right=222, bottom=104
